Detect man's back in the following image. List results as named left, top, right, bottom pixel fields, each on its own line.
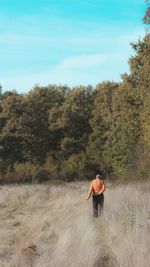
left=91, top=178, right=105, bottom=195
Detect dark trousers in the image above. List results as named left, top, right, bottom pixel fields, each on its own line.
left=92, top=193, right=104, bottom=217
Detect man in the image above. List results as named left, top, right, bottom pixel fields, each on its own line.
left=87, top=174, right=105, bottom=217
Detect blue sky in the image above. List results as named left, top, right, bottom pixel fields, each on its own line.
left=0, top=0, right=145, bottom=92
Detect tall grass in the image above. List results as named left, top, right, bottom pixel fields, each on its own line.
left=0, top=181, right=149, bottom=267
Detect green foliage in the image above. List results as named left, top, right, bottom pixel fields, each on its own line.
left=44, top=155, right=57, bottom=173
left=48, top=85, right=94, bottom=169
left=14, top=162, right=40, bottom=183
left=102, top=130, right=131, bottom=176
left=0, top=162, right=49, bottom=184
left=60, top=153, right=96, bottom=181
left=143, top=0, right=150, bottom=33
left=0, top=158, right=12, bottom=174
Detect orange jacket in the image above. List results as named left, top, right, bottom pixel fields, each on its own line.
left=87, top=178, right=105, bottom=199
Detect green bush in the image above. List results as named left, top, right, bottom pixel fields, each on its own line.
left=0, top=159, right=13, bottom=175
left=0, top=162, right=50, bottom=184
left=60, top=153, right=98, bottom=181
left=14, top=162, right=40, bottom=183
left=44, top=155, right=57, bottom=173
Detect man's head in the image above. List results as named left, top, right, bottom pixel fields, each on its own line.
left=96, top=174, right=101, bottom=179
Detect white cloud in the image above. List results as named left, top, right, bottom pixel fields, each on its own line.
left=0, top=52, right=126, bottom=92
left=58, top=54, right=108, bottom=69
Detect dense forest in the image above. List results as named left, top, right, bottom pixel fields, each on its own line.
left=0, top=33, right=149, bottom=183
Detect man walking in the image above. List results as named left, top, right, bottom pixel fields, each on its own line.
left=87, top=174, right=105, bottom=217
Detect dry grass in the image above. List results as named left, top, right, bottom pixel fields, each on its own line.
left=0, top=181, right=150, bottom=267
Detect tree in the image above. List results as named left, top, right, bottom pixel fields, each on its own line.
left=0, top=91, right=26, bottom=169
left=49, top=86, right=93, bottom=161
left=87, top=81, right=120, bottom=175
left=0, top=86, right=68, bottom=168
left=143, top=0, right=150, bottom=33
left=117, top=35, right=150, bottom=175
left=19, top=85, right=67, bottom=164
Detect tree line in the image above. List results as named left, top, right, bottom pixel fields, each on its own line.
left=0, top=35, right=150, bottom=183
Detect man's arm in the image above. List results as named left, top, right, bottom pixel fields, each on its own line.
left=99, top=181, right=106, bottom=194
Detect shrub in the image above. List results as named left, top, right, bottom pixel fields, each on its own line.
left=0, top=162, right=50, bottom=184
left=0, top=159, right=13, bottom=174
left=0, top=170, right=30, bottom=184
left=14, top=162, right=40, bottom=183
left=44, top=155, right=57, bottom=173
left=60, top=153, right=98, bottom=181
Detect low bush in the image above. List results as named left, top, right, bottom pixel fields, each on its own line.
left=0, top=162, right=50, bottom=184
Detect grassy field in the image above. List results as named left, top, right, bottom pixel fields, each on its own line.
left=0, top=181, right=150, bottom=267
